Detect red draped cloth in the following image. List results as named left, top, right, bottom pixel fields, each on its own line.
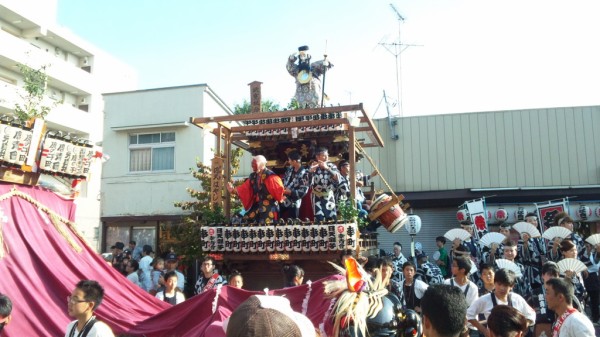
left=129, top=275, right=342, bottom=337
left=0, top=183, right=339, bottom=336
left=0, top=183, right=169, bottom=336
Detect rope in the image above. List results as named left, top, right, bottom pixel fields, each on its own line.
left=0, top=187, right=85, bottom=256
left=354, top=140, right=398, bottom=200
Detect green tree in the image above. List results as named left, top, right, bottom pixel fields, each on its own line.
left=172, top=148, right=244, bottom=262
left=233, top=99, right=282, bottom=114
left=14, top=63, right=58, bottom=122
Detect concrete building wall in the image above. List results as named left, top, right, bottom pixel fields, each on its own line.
left=0, top=1, right=137, bottom=251
left=101, top=85, right=234, bottom=218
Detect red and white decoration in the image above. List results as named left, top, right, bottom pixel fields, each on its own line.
left=536, top=200, right=567, bottom=231
left=456, top=209, right=469, bottom=222
left=494, top=208, right=509, bottom=222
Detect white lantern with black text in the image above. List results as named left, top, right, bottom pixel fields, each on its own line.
left=405, top=215, right=422, bottom=235
left=578, top=205, right=592, bottom=221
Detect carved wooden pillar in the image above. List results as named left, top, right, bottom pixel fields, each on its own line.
left=248, top=81, right=263, bottom=113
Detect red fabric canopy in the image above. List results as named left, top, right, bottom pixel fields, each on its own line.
left=129, top=275, right=341, bottom=337
left=0, top=183, right=169, bottom=336
left=0, top=183, right=340, bottom=336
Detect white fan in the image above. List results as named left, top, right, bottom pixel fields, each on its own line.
left=495, top=259, right=523, bottom=277
left=432, top=251, right=441, bottom=261
left=586, top=234, right=600, bottom=246
left=479, top=232, right=506, bottom=248
left=542, top=226, right=572, bottom=241
left=444, top=228, right=471, bottom=242
left=512, top=222, right=541, bottom=238
left=557, top=258, right=588, bottom=274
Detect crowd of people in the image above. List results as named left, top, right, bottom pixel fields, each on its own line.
left=371, top=210, right=598, bottom=337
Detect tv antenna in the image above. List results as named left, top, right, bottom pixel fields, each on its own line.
left=378, top=3, right=422, bottom=117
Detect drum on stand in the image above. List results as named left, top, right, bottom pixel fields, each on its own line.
left=369, top=194, right=408, bottom=233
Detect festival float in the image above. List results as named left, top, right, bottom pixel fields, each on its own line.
left=190, top=46, right=411, bottom=290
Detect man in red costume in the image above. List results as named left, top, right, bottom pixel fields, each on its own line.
left=227, top=155, right=285, bottom=224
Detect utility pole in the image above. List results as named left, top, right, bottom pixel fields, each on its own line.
left=378, top=4, right=422, bottom=117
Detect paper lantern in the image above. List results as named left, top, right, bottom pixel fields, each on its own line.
left=494, top=208, right=509, bottom=222
left=405, top=215, right=422, bottom=235
left=515, top=207, right=527, bottom=221
left=578, top=205, right=592, bottom=220
left=456, top=209, right=469, bottom=222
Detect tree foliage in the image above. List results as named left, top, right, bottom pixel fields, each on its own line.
left=233, top=98, right=301, bottom=115
left=172, top=148, right=244, bottom=262
left=14, top=63, right=58, bottom=122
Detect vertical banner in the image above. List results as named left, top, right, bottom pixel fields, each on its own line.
left=211, top=157, right=224, bottom=210
left=466, top=198, right=488, bottom=239
left=536, top=199, right=567, bottom=232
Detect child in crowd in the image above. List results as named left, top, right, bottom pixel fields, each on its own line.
left=150, top=257, right=165, bottom=295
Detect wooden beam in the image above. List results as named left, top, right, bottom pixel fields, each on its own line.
left=191, top=104, right=364, bottom=125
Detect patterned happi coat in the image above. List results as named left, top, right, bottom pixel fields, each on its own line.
left=517, top=237, right=545, bottom=289
left=281, top=165, right=309, bottom=218
left=286, top=55, right=331, bottom=108
left=310, top=163, right=340, bottom=221
left=236, top=168, right=285, bottom=224
left=548, top=232, right=585, bottom=261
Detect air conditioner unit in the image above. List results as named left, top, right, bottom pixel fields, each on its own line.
left=80, top=57, right=89, bottom=66
left=54, top=47, right=61, bottom=56
left=80, top=97, right=88, bottom=104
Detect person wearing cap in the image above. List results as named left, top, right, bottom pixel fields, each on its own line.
left=226, top=155, right=285, bottom=224
left=164, top=253, right=185, bottom=292
left=224, top=295, right=317, bottom=337
left=0, top=293, right=12, bottom=334
left=308, top=147, right=341, bottom=222
left=280, top=150, right=309, bottom=220
left=286, top=44, right=333, bottom=109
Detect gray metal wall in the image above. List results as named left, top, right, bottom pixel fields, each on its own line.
left=375, top=207, right=458, bottom=258
left=358, top=106, right=600, bottom=192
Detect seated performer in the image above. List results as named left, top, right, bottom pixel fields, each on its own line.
left=309, top=147, right=340, bottom=222
left=280, top=150, right=309, bottom=220
left=227, top=155, right=285, bottom=224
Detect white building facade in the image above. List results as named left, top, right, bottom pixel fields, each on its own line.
left=0, top=0, right=137, bottom=250
left=101, top=85, right=236, bottom=253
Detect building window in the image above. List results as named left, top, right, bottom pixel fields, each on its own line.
left=129, top=132, right=175, bottom=172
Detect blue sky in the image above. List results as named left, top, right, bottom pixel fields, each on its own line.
left=57, top=0, right=600, bottom=118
